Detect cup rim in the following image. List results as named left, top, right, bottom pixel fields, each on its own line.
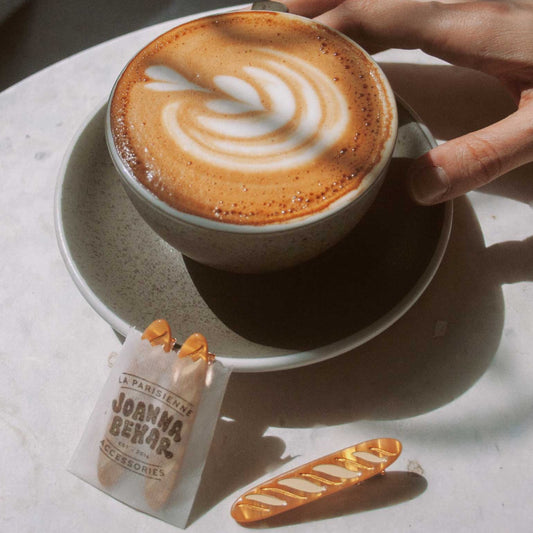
left=106, top=9, right=399, bottom=235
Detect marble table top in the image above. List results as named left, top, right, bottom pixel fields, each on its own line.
left=1, top=4, right=532, bottom=532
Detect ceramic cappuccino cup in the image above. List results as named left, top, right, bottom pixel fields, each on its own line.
left=106, top=9, right=398, bottom=273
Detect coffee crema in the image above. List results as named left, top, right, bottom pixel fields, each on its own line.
left=110, top=11, right=394, bottom=225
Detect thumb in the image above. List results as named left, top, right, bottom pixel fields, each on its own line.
left=409, top=106, right=533, bottom=205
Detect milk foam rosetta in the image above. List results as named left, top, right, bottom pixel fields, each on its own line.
left=145, top=50, right=348, bottom=172
left=110, top=12, right=394, bottom=225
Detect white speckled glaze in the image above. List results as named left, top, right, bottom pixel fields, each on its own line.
left=106, top=11, right=398, bottom=273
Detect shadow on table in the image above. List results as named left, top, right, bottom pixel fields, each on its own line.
left=185, top=155, right=444, bottom=352
left=191, top=63, right=533, bottom=523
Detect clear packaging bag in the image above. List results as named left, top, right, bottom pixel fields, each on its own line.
left=69, top=320, right=231, bottom=528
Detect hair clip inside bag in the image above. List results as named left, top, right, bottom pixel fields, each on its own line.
left=231, top=438, right=402, bottom=524
left=142, top=319, right=215, bottom=362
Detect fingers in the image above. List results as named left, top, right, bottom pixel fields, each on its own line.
left=281, top=0, right=344, bottom=18
left=282, top=0, right=533, bottom=202
left=283, top=0, right=533, bottom=76
left=409, top=104, right=533, bottom=204
left=285, top=0, right=433, bottom=52
left=284, top=0, right=447, bottom=56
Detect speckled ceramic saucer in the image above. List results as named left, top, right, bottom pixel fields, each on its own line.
left=55, top=97, right=452, bottom=372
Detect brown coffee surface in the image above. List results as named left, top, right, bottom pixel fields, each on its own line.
left=110, top=11, right=393, bottom=225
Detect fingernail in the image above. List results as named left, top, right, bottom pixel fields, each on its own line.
left=409, top=165, right=450, bottom=205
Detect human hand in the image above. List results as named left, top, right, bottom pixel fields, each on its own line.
left=282, top=0, right=533, bottom=205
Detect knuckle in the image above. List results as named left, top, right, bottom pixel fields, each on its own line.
left=423, top=1, right=520, bottom=69
left=485, top=1, right=515, bottom=18
left=460, top=137, right=503, bottom=186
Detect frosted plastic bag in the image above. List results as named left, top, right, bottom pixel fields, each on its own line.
left=69, top=322, right=231, bottom=528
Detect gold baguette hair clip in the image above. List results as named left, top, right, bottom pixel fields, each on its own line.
left=231, top=438, right=402, bottom=524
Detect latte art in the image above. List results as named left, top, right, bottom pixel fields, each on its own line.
left=110, top=11, right=394, bottom=225
left=145, top=49, right=349, bottom=172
